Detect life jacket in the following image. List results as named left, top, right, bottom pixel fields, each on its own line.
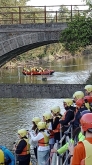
left=18, top=138, right=30, bottom=156
left=85, top=101, right=92, bottom=112
left=49, top=130, right=54, bottom=138
left=53, top=123, right=60, bottom=133
left=38, top=132, right=49, bottom=146
left=53, top=115, right=61, bottom=133
left=80, top=140, right=92, bottom=165
left=61, top=112, right=67, bottom=120
left=46, top=123, right=54, bottom=139
left=61, top=109, right=73, bottom=121
left=0, top=149, right=5, bottom=165
left=85, top=103, right=90, bottom=110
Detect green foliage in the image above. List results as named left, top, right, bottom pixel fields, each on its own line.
left=0, top=0, right=29, bottom=6
left=58, top=6, right=70, bottom=22
left=60, top=16, right=92, bottom=54
left=16, top=43, right=64, bottom=62
left=0, top=0, right=30, bottom=24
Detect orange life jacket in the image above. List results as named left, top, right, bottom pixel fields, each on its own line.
left=53, top=115, right=61, bottom=133
left=38, top=132, right=49, bottom=146
left=61, top=110, right=73, bottom=120
left=53, top=123, right=61, bottom=133
left=18, top=138, right=30, bottom=156
left=46, top=123, right=54, bottom=139
left=49, top=130, right=54, bottom=138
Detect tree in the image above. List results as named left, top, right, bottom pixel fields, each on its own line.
left=59, top=15, right=92, bottom=55
left=0, top=0, right=29, bottom=6
left=57, top=6, right=69, bottom=22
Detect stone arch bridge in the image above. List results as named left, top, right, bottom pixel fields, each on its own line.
left=0, top=23, right=67, bottom=67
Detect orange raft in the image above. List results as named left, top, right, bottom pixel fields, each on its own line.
left=22, top=69, right=55, bottom=75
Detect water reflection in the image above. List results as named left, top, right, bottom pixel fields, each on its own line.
left=0, top=56, right=92, bottom=84
left=0, top=98, right=65, bottom=149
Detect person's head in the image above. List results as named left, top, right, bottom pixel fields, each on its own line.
left=76, top=98, right=85, bottom=110
left=80, top=112, right=92, bottom=135
left=51, top=106, right=60, bottom=116
left=84, top=85, right=92, bottom=95
left=32, top=117, right=41, bottom=126
left=84, top=95, right=92, bottom=104
left=63, top=98, right=73, bottom=110
left=73, top=91, right=84, bottom=102
left=37, top=121, right=46, bottom=131
left=18, top=129, right=27, bottom=138
left=73, top=110, right=91, bottom=139
left=43, top=112, right=52, bottom=122
left=84, top=95, right=92, bottom=109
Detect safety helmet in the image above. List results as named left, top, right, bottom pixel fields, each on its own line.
left=76, top=99, right=85, bottom=108
left=43, top=112, right=51, bottom=120
left=73, top=91, right=84, bottom=99
left=84, top=96, right=92, bottom=103
left=63, top=99, right=73, bottom=106
left=18, top=129, right=27, bottom=137
left=37, top=122, right=46, bottom=130
left=80, top=113, right=92, bottom=132
left=51, top=106, right=60, bottom=114
left=84, top=85, right=92, bottom=93
left=32, top=117, right=41, bottom=125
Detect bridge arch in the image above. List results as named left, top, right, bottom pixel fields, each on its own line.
left=0, top=23, right=67, bottom=67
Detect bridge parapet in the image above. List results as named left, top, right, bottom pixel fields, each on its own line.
left=0, top=5, right=89, bottom=24
left=0, top=23, right=67, bottom=31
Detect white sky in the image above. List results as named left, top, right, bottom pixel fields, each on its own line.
left=27, top=0, right=89, bottom=11
left=27, top=0, right=85, bottom=6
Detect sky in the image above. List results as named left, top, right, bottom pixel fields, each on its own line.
left=27, top=0, right=88, bottom=11
left=27, top=0, right=85, bottom=6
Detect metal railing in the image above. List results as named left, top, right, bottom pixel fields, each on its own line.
left=51, top=125, right=73, bottom=165
left=1, top=125, right=75, bottom=165
left=0, top=5, right=90, bottom=25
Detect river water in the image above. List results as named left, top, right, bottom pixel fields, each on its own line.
left=0, top=98, right=65, bottom=150
left=0, top=55, right=92, bottom=84
left=0, top=55, right=92, bottom=150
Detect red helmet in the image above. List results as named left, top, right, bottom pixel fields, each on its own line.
left=80, top=113, right=92, bottom=131
left=84, top=96, right=92, bottom=103
left=76, top=99, right=85, bottom=107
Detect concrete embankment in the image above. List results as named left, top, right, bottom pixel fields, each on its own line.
left=0, top=84, right=85, bottom=98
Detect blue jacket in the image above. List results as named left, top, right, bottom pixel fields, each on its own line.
left=0, top=146, right=15, bottom=165
left=73, top=107, right=88, bottom=129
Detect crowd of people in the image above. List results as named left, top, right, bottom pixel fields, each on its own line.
left=0, top=84, right=92, bottom=165
left=23, top=66, right=46, bottom=73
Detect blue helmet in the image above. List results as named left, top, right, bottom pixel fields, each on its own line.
left=79, top=110, right=91, bottom=121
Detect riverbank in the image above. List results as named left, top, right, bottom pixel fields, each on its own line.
left=2, top=45, right=92, bottom=69
left=2, top=52, right=78, bottom=69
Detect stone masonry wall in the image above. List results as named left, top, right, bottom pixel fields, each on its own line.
left=0, top=84, right=85, bottom=98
